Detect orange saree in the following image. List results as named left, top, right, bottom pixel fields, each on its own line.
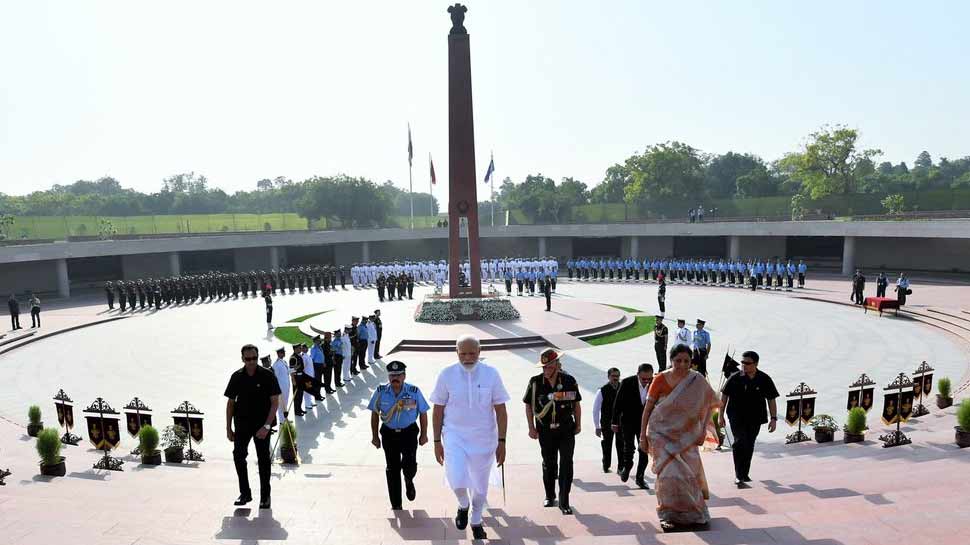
left=647, top=371, right=720, bottom=526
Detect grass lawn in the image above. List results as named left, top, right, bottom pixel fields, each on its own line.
left=603, top=304, right=642, bottom=313
left=587, top=315, right=656, bottom=346
left=288, top=310, right=331, bottom=323
left=273, top=326, right=314, bottom=346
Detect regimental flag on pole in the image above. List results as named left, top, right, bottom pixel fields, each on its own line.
left=922, top=373, right=933, bottom=396
left=800, top=397, right=815, bottom=424
left=430, top=153, right=436, bottom=185
left=408, top=124, right=413, bottom=167
left=882, top=393, right=900, bottom=425
left=484, top=153, right=495, bottom=183
left=86, top=416, right=105, bottom=449
left=125, top=412, right=152, bottom=437
left=785, top=399, right=800, bottom=426
left=847, top=389, right=861, bottom=411
left=860, top=387, right=875, bottom=412
left=174, top=416, right=204, bottom=443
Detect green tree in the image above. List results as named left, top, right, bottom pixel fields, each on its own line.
left=705, top=152, right=775, bottom=198
left=623, top=141, right=705, bottom=208
left=784, top=126, right=881, bottom=199
left=296, top=175, right=392, bottom=228
left=590, top=164, right=631, bottom=203
left=881, top=194, right=905, bottom=215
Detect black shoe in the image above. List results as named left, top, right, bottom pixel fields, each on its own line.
left=559, top=504, right=573, bottom=515
left=455, top=507, right=469, bottom=530
left=315, top=396, right=324, bottom=402
left=335, top=382, right=345, bottom=388
left=405, top=479, right=416, bottom=501
left=603, top=466, right=611, bottom=473
left=325, top=388, right=336, bottom=394
left=635, top=477, right=649, bottom=490
left=234, top=494, right=252, bottom=506
left=259, top=497, right=271, bottom=509
left=619, top=467, right=630, bottom=482
left=742, top=476, right=753, bottom=482
left=471, top=525, right=487, bottom=540
left=391, top=504, right=403, bottom=511
left=543, top=498, right=556, bottom=508
left=295, top=411, right=306, bottom=417
left=735, top=479, right=750, bottom=489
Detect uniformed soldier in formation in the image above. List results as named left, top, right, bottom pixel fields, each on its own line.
left=406, top=273, right=414, bottom=300
left=105, top=281, right=115, bottom=309
left=386, top=274, right=397, bottom=301
left=541, top=274, right=553, bottom=311
left=397, top=273, right=407, bottom=300
left=377, top=273, right=386, bottom=302
left=368, top=360, right=430, bottom=510
left=691, top=319, right=711, bottom=376
left=372, top=309, right=384, bottom=359
left=524, top=348, right=582, bottom=515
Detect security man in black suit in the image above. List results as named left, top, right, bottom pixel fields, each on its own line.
left=541, top=274, right=553, bottom=311
left=373, top=309, right=384, bottom=359
left=524, top=348, right=582, bottom=514
left=611, top=363, right=653, bottom=489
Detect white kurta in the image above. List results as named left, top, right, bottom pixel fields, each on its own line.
left=341, top=337, right=353, bottom=380
left=301, top=352, right=315, bottom=408
left=366, top=322, right=378, bottom=363
left=429, top=362, right=510, bottom=495
left=272, top=357, right=291, bottom=423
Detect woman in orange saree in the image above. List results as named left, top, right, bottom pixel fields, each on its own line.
left=639, top=345, right=720, bottom=532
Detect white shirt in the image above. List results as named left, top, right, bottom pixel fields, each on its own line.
left=272, top=358, right=291, bottom=401
left=674, top=327, right=692, bottom=348
left=639, top=382, right=648, bottom=405
left=366, top=322, right=377, bottom=341
left=429, top=361, right=510, bottom=452
left=592, top=390, right=604, bottom=429
left=300, top=353, right=314, bottom=375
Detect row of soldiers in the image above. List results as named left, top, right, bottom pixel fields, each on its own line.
left=566, top=257, right=809, bottom=290
left=351, top=257, right=560, bottom=288
left=104, top=265, right=350, bottom=311
left=376, top=273, right=415, bottom=302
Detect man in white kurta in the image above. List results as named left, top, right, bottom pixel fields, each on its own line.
left=430, top=335, right=509, bottom=540
left=366, top=318, right=378, bottom=364
left=341, top=328, right=353, bottom=382
left=271, top=347, right=292, bottom=426
left=300, top=345, right=316, bottom=411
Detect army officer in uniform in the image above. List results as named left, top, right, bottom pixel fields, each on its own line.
left=523, top=348, right=582, bottom=514
left=369, top=360, right=430, bottom=510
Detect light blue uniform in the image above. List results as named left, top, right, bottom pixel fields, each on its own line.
left=368, top=382, right=430, bottom=429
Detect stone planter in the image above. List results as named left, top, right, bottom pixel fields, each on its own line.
left=141, top=450, right=162, bottom=466
left=937, top=395, right=953, bottom=410
left=40, top=457, right=66, bottom=477
left=843, top=432, right=865, bottom=443
left=27, top=422, right=43, bottom=437
left=956, top=427, right=970, bottom=449
left=164, top=447, right=184, bottom=464
left=280, top=445, right=299, bottom=465
left=814, top=429, right=835, bottom=443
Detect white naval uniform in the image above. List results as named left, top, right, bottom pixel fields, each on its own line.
left=272, top=357, right=292, bottom=425
left=366, top=321, right=378, bottom=364
left=341, top=335, right=353, bottom=381
left=429, top=361, right=510, bottom=525
left=673, top=326, right=693, bottom=349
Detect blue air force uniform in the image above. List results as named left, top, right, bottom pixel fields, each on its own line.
left=368, top=361, right=429, bottom=510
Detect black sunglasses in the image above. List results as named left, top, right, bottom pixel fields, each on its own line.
left=243, top=356, right=258, bottom=362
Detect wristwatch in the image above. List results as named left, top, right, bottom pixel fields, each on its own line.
left=263, top=424, right=272, bottom=430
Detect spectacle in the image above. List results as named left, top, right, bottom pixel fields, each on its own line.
left=243, top=356, right=258, bottom=362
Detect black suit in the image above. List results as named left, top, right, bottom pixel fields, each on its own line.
left=611, top=375, right=648, bottom=480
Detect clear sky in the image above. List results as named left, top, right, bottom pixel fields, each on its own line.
left=1, top=0, right=968, bottom=208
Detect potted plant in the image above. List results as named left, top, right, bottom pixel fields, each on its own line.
left=843, top=407, right=867, bottom=443
left=955, top=399, right=970, bottom=448
left=161, top=424, right=187, bottom=464
left=937, top=377, right=953, bottom=409
left=711, top=410, right=726, bottom=449
left=279, top=420, right=299, bottom=465
left=36, top=428, right=66, bottom=477
left=809, top=414, right=838, bottom=443
left=27, top=405, right=43, bottom=437
left=138, top=425, right=162, bottom=465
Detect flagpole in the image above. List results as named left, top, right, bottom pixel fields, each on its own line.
left=409, top=163, right=414, bottom=230
left=490, top=151, right=495, bottom=227
left=429, top=153, right=434, bottom=223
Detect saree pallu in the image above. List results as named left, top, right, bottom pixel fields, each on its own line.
left=648, top=372, right=720, bottom=525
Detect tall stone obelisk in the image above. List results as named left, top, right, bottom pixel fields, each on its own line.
left=446, top=3, right=482, bottom=299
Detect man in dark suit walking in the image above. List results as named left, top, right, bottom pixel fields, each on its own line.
left=611, top=363, right=654, bottom=489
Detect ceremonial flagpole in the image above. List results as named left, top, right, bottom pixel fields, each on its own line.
left=429, top=153, right=435, bottom=223
left=408, top=124, right=414, bottom=230
left=490, top=152, right=495, bottom=227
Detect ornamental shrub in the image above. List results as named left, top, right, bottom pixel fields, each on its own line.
left=36, top=428, right=62, bottom=466
left=28, top=405, right=42, bottom=425
left=957, top=399, right=970, bottom=431
left=845, top=407, right=867, bottom=434
left=280, top=420, right=298, bottom=450
left=138, top=425, right=160, bottom=453
left=939, top=377, right=952, bottom=398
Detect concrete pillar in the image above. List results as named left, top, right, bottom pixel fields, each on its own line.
left=362, top=241, right=370, bottom=263
left=629, top=236, right=639, bottom=259
left=56, top=258, right=70, bottom=299
left=842, top=236, right=856, bottom=275
left=269, top=247, right=280, bottom=269
left=728, top=235, right=741, bottom=260
left=168, top=252, right=181, bottom=276
left=538, top=237, right=547, bottom=257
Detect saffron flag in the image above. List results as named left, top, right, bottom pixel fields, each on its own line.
left=429, top=153, right=436, bottom=185
left=484, top=154, right=494, bottom=183
left=408, top=124, right=413, bottom=167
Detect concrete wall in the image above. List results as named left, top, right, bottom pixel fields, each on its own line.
left=856, top=237, right=970, bottom=273
left=0, top=260, right=60, bottom=296
left=121, top=252, right=172, bottom=280
left=369, top=239, right=448, bottom=262
left=736, top=236, right=788, bottom=259
left=333, top=242, right=364, bottom=266
left=479, top=237, right=538, bottom=258
left=234, top=247, right=273, bottom=271
left=547, top=237, right=573, bottom=259
left=639, top=236, right=675, bottom=257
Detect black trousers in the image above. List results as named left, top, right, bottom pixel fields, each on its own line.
left=375, top=334, right=382, bottom=357
left=323, top=362, right=336, bottom=390
left=545, top=292, right=551, bottom=311
left=505, top=279, right=512, bottom=294
left=876, top=285, right=886, bottom=298
left=266, top=306, right=273, bottom=324
left=355, top=340, right=367, bottom=369
left=333, top=356, right=344, bottom=385
left=30, top=308, right=40, bottom=327
left=10, top=313, right=20, bottom=329
left=620, top=424, right=648, bottom=480
left=798, top=273, right=805, bottom=287
left=655, top=343, right=667, bottom=372
left=107, top=294, right=114, bottom=309
left=853, top=288, right=864, bottom=304
left=692, top=349, right=708, bottom=376
left=538, top=425, right=576, bottom=506
left=232, top=425, right=271, bottom=500
left=729, top=420, right=761, bottom=480
left=658, top=296, right=665, bottom=313
left=600, top=426, right=622, bottom=471
left=380, top=423, right=419, bottom=508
